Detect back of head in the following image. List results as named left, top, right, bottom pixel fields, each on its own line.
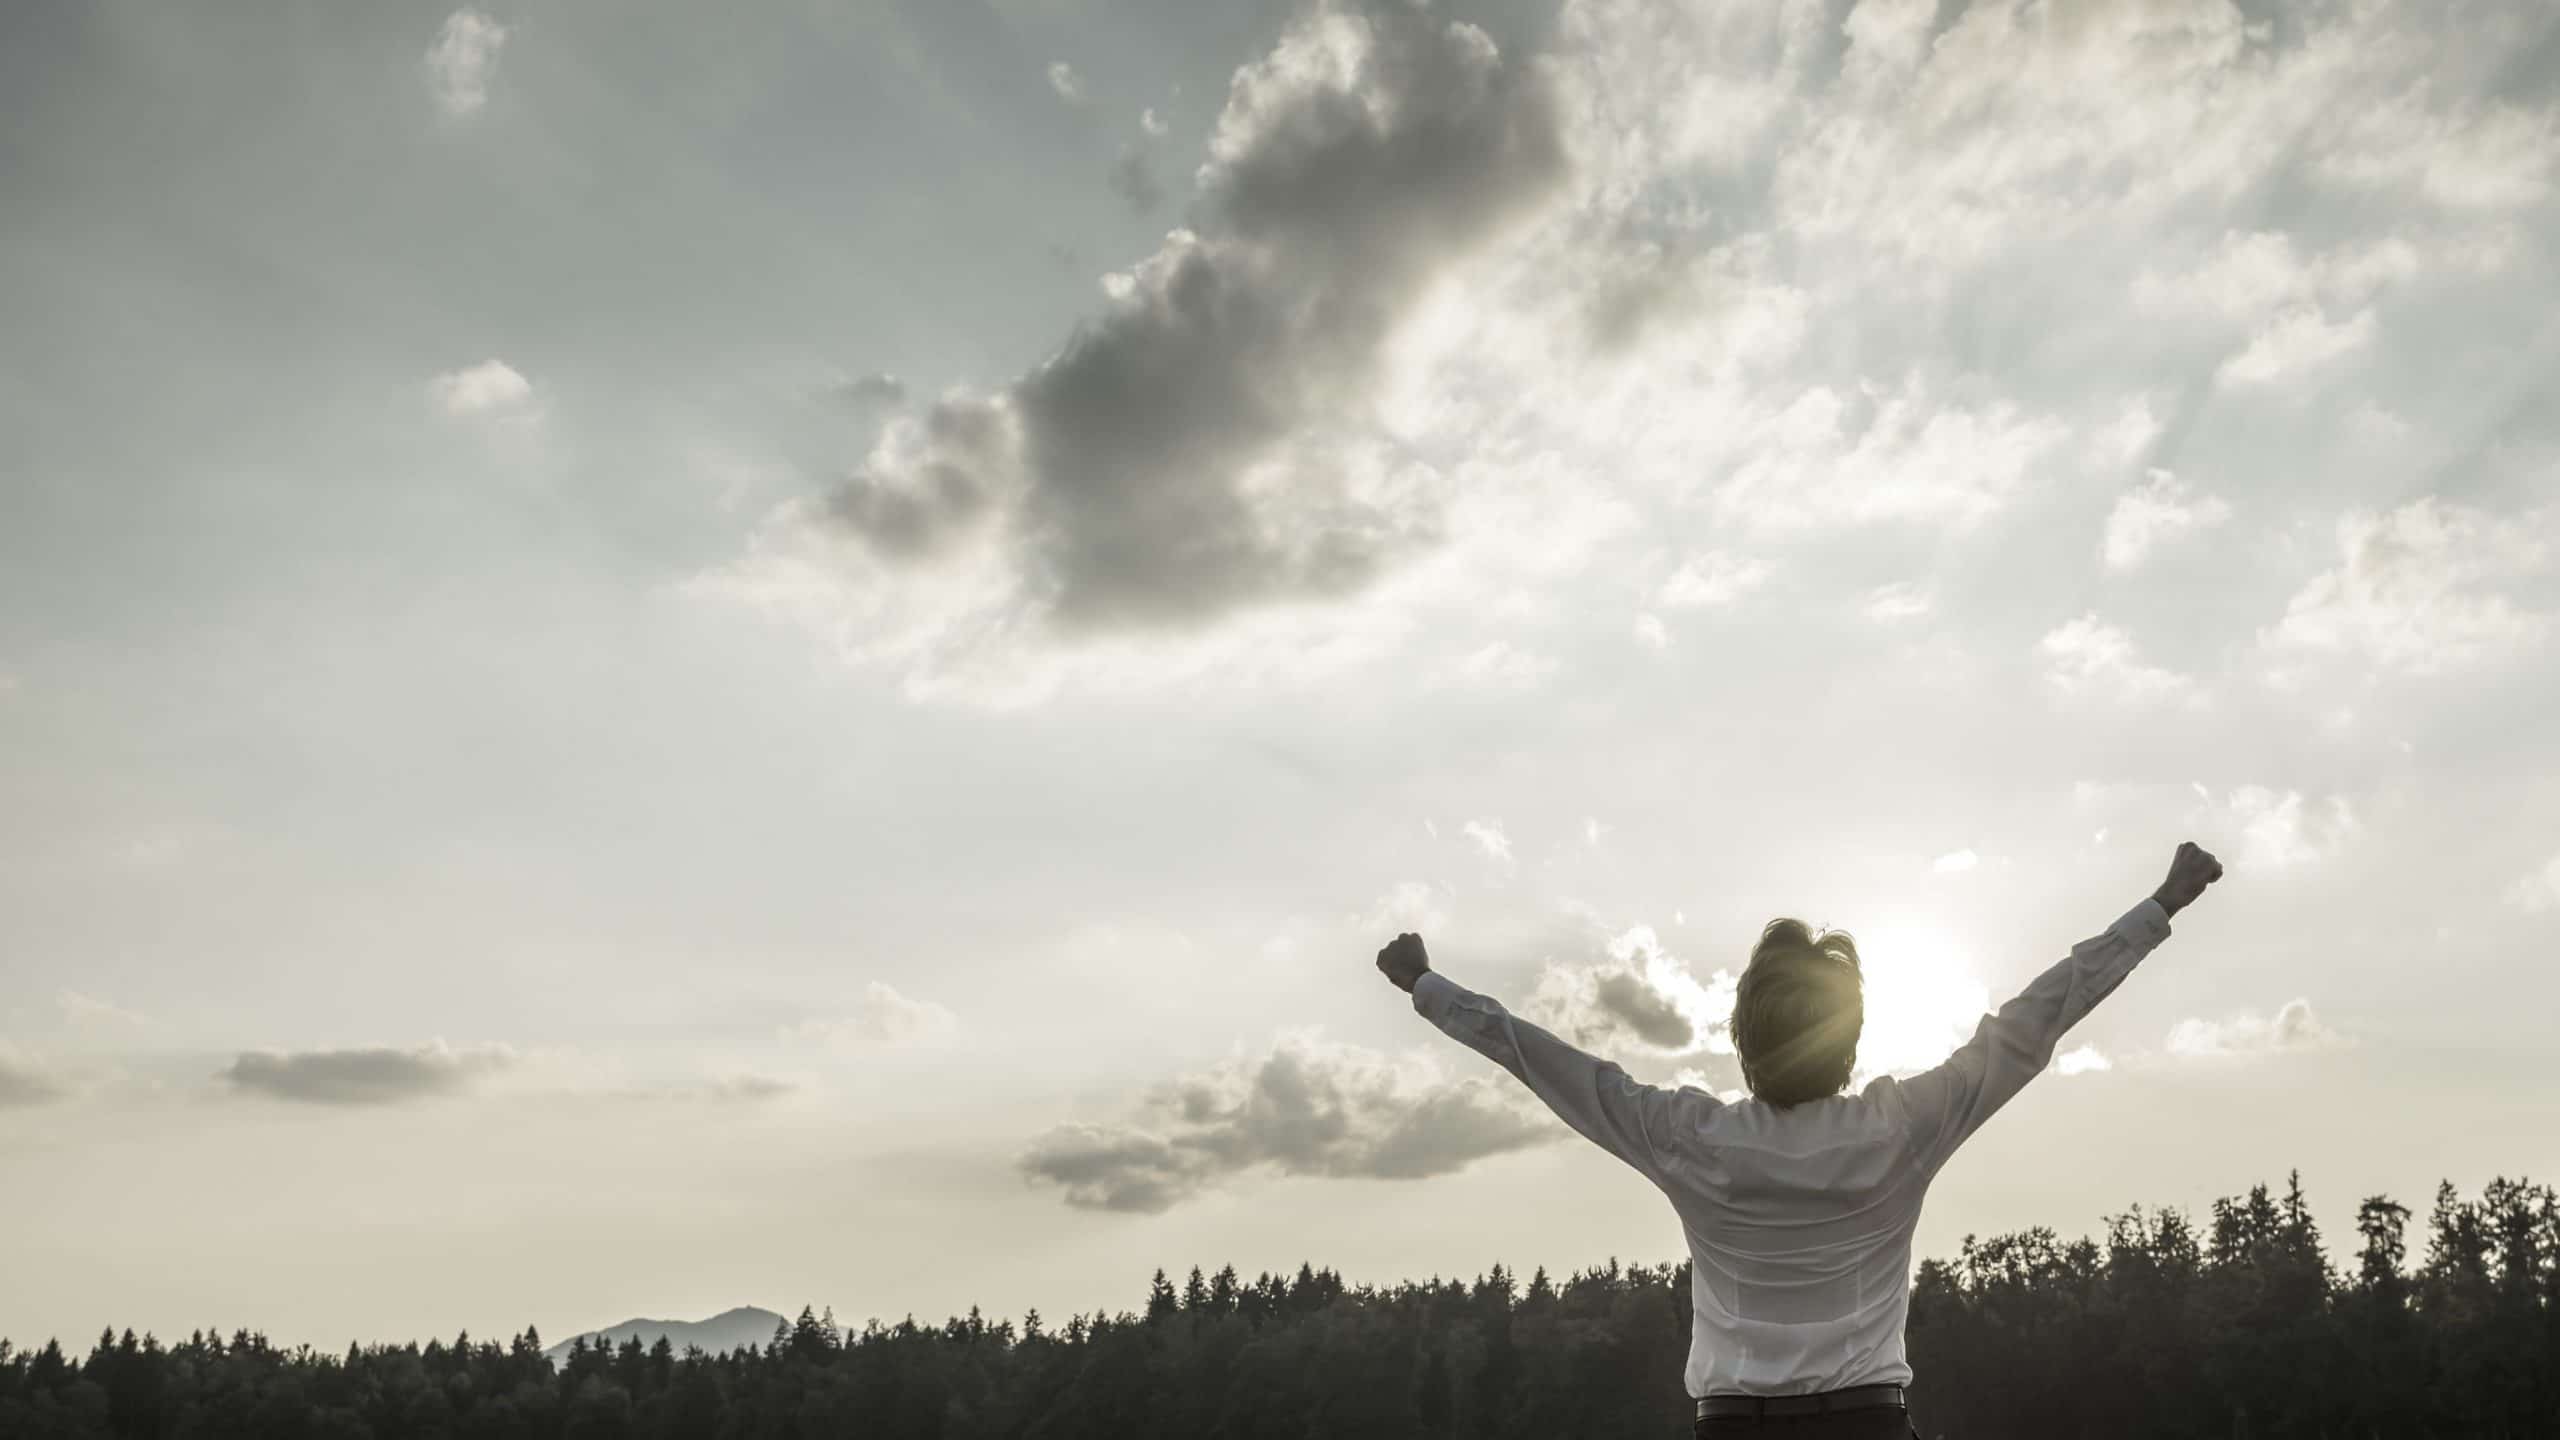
left=1732, top=918, right=1864, bottom=1106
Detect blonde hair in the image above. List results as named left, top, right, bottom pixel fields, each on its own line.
left=1731, top=918, right=1864, bottom=1106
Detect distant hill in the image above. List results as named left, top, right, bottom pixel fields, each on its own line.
left=543, top=1306, right=785, bottom=1363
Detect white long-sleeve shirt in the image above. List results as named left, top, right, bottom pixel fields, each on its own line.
left=1411, top=896, right=2174, bottom=1398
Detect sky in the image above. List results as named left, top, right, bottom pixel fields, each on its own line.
left=3, top=0, right=2558, bottom=1352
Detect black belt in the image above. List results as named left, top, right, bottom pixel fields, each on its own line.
left=1697, top=1384, right=1906, bottom=1421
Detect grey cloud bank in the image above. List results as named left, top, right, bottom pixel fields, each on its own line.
left=220, top=1042, right=516, bottom=1105
left=1018, top=1037, right=1555, bottom=1212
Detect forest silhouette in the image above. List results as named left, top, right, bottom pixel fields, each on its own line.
left=3, top=1172, right=2552, bottom=1439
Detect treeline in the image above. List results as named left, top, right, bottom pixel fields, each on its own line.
left=3, top=1173, right=2554, bottom=1439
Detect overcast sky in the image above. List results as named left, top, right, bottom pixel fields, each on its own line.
left=4, top=0, right=2558, bottom=1352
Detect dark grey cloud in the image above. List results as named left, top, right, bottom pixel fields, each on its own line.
left=220, top=1042, right=513, bottom=1105
left=1591, top=968, right=1696, bottom=1049
left=808, top=0, right=1571, bottom=633
left=832, top=372, right=907, bottom=408
left=1108, top=144, right=1163, bottom=213
left=1017, top=1038, right=1554, bottom=1212
left=0, top=1053, right=65, bottom=1108
left=819, top=396, right=1004, bottom=561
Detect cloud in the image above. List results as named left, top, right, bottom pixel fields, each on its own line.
left=1633, top=613, right=1669, bottom=650
left=1016, top=1035, right=1554, bottom=1211
left=1863, top=583, right=1931, bottom=624
left=2103, top=469, right=2231, bottom=572
left=2038, top=614, right=2194, bottom=704
left=1528, top=924, right=1735, bottom=1056
left=2165, top=999, right=2347, bottom=1059
left=1705, top=381, right=2071, bottom=535
left=1588, top=970, right=1693, bottom=1049
left=58, top=990, right=152, bottom=1029
left=1046, top=61, right=1086, bottom=105
left=705, top=0, right=2560, bottom=713
left=711, top=1, right=1571, bottom=695
left=220, top=1040, right=516, bottom=1105
left=1933, top=848, right=1979, bottom=874
left=2318, top=80, right=2557, bottom=210
left=700, top=1074, right=797, bottom=1103
left=1435, top=639, right=1556, bottom=691
left=1360, top=880, right=1452, bottom=936
left=1461, top=818, right=1512, bottom=864
left=431, top=358, right=536, bottom=420
left=2216, top=305, right=2375, bottom=387
left=833, top=373, right=907, bottom=408
left=1108, top=145, right=1162, bottom=213
left=2264, top=498, right=2549, bottom=675
left=784, top=981, right=957, bottom=1052
left=2055, top=1044, right=2112, bottom=1077
left=2216, top=785, right=2358, bottom=869
left=0, top=1048, right=66, bottom=1108
left=2510, top=853, right=2560, bottom=913
left=1657, top=551, right=1771, bottom=609
left=1141, top=106, right=1170, bottom=137
left=426, top=9, right=507, bottom=118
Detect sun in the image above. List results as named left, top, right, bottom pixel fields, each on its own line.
left=1849, top=925, right=1993, bottom=1080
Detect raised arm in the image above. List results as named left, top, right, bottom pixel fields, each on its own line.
left=1376, top=932, right=1711, bottom=1187
left=1897, top=842, right=2223, bottom=1170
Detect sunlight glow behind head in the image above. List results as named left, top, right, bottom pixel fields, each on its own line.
left=1847, top=926, right=1992, bottom=1081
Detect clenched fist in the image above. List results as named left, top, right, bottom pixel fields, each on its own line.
left=1376, top=932, right=1430, bottom=993
left=2152, top=841, right=2225, bottom=917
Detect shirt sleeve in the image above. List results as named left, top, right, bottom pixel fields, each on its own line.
left=1894, top=896, right=2174, bottom=1171
left=1411, top=970, right=1715, bottom=1188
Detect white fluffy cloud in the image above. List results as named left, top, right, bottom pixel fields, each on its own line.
left=2165, top=999, right=2346, bottom=1059
left=784, top=981, right=958, bottom=1053
left=2217, top=785, right=2359, bottom=869
left=58, top=990, right=152, bottom=1029
left=2038, top=614, right=2194, bottom=704
left=431, top=358, right=535, bottom=419
left=2217, top=305, right=2375, bottom=387
left=2265, top=498, right=2549, bottom=675
left=425, top=9, right=507, bottom=118
left=1362, top=879, right=1454, bottom=936
left=1705, top=383, right=2070, bottom=536
left=1863, top=583, right=1931, bottom=624
left=1046, top=61, right=1086, bottom=105
left=1436, top=640, right=1557, bottom=691
left=2103, top=470, right=2231, bottom=572
left=1657, top=551, right=1772, bottom=609
left=2055, top=1044, right=2112, bottom=1077
left=1461, top=818, right=1513, bottom=864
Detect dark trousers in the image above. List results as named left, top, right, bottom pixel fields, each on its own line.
left=1695, top=1407, right=1918, bottom=1439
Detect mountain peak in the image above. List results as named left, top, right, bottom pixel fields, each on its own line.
left=543, top=1306, right=787, bottom=1362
